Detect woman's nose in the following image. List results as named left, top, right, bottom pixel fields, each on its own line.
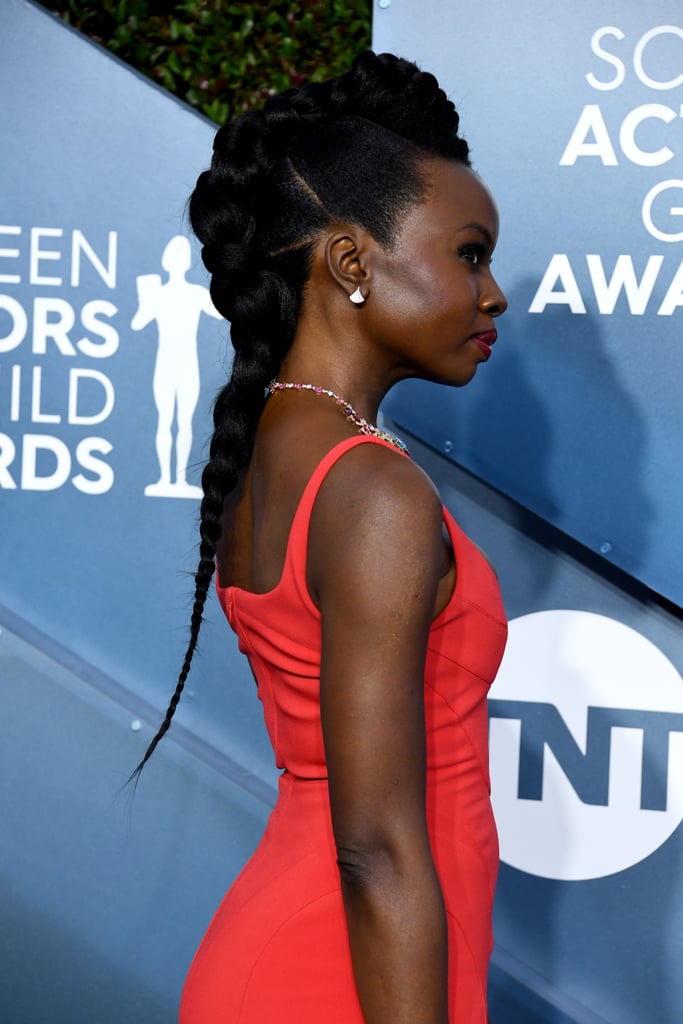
left=480, top=274, right=508, bottom=318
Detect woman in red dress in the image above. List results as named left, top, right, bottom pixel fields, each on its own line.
left=135, top=51, right=508, bottom=1023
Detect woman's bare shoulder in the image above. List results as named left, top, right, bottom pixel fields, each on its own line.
left=307, top=441, right=445, bottom=606
left=314, top=440, right=442, bottom=529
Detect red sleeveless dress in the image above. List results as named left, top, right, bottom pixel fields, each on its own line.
left=179, top=436, right=508, bottom=1023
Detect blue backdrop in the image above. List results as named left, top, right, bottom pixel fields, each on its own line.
left=2, top=3, right=682, bottom=1023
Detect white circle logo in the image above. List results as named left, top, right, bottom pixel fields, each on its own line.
left=489, top=610, right=683, bottom=880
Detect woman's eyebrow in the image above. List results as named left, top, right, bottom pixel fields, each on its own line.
left=457, top=222, right=494, bottom=245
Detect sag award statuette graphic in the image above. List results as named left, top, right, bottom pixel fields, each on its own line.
left=132, top=235, right=222, bottom=498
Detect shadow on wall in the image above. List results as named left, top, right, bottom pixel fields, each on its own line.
left=460, top=276, right=653, bottom=604
left=434, top=280, right=668, bottom=1022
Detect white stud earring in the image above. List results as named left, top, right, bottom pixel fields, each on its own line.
left=349, top=286, right=365, bottom=305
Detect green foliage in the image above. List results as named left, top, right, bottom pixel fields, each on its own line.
left=37, top=0, right=372, bottom=123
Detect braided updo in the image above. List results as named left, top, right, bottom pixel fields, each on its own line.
left=133, top=51, right=470, bottom=775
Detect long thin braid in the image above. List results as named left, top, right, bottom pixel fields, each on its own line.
left=129, top=332, right=291, bottom=779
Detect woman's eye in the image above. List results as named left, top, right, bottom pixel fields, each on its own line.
left=458, top=244, right=486, bottom=265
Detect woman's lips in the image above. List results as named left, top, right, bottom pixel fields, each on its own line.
left=470, top=329, right=498, bottom=360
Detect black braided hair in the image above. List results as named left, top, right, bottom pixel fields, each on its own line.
left=131, top=51, right=470, bottom=777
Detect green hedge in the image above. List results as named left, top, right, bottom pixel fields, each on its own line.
left=37, top=1, right=372, bottom=124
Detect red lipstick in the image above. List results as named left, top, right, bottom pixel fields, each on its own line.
left=470, top=329, right=497, bottom=360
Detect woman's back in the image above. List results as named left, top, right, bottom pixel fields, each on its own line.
left=181, top=434, right=507, bottom=1023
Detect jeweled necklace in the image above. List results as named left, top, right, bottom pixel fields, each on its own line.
left=267, top=380, right=409, bottom=455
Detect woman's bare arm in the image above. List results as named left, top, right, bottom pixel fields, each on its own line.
left=308, top=444, right=450, bottom=1024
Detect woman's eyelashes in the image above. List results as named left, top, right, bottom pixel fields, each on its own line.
left=458, top=242, right=490, bottom=266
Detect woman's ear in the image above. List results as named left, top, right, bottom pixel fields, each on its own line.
left=324, top=229, right=373, bottom=303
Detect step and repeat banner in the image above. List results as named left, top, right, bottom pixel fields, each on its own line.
left=2, top=2, right=682, bottom=1023
left=375, top=4, right=683, bottom=1023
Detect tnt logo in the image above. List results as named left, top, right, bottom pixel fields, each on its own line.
left=489, top=611, right=683, bottom=880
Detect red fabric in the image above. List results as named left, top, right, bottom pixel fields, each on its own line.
left=180, top=436, right=508, bottom=1023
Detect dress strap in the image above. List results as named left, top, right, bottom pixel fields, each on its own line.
left=284, top=435, right=405, bottom=613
